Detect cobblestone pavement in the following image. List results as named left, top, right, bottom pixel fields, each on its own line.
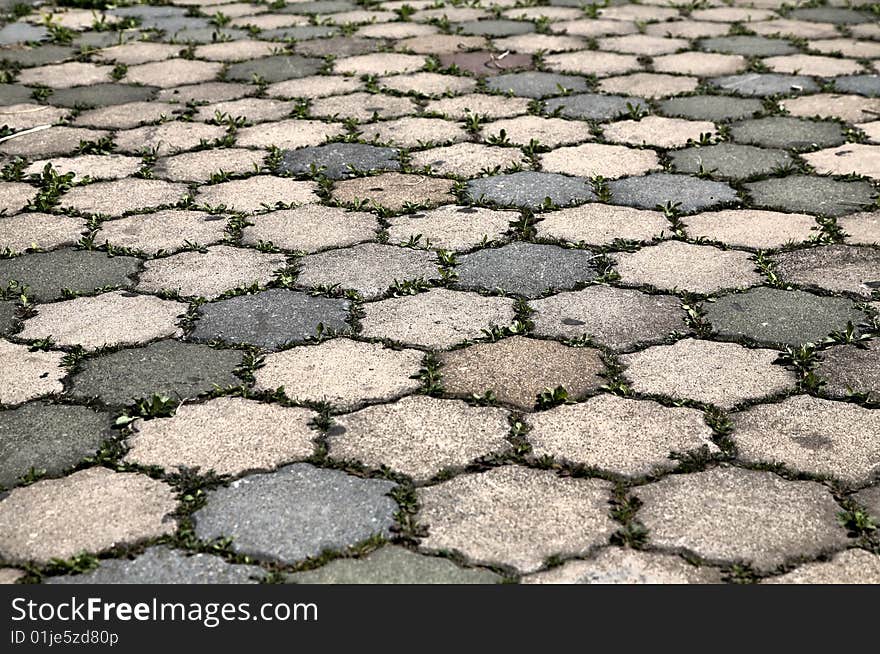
left=0, top=0, right=878, bottom=585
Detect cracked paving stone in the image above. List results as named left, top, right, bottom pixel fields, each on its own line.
left=439, top=336, right=606, bottom=411
left=0, top=403, right=113, bottom=488
left=803, top=143, right=880, bottom=180
left=225, top=55, right=323, bottom=83
left=733, top=395, right=880, bottom=486
left=0, top=249, right=141, bottom=302
left=329, top=395, right=510, bottom=481
left=0, top=213, right=85, bottom=254
left=763, top=549, right=880, bottom=585
left=137, top=245, right=287, bottom=300
left=543, top=93, right=647, bottom=121
left=615, top=241, right=762, bottom=294
left=189, top=289, right=350, bottom=349
left=0, top=467, right=177, bottom=563
left=254, top=338, right=422, bottom=410
left=241, top=205, right=377, bottom=253
left=705, top=287, right=867, bottom=347
left=708, top=73, right=820, bottom=97
left=286, top=545, right=501, bottom=584
left=125, top=396, right=316, bottom=476
left=409, top=143, right=525, bottom=178
left=682, top=209, right=818, bottom=250
left=46, top=546, right=264, bottom=585
left=481, top=115, right=594, bottom=148
left=698, top=35, right=799, bottom=57
left=278, top=143, right=400, bottom=180
left=621, top=338, right=797, bottom=409
left=385, top=205, right=516, bottom=251
left=601, top=116, right=717, bottom=149
left=523, top=548, right=722, bottom=584
left=94, top=210, right=229, bottom=254
left=68, top=340, right=242, bottom=406
left=541, top=143, right=660, bottom=180
left=745, top=176, right=876, bottom=217
left=771, top=245, right=880, bottom=298
left=195, top=177, right=319, bottom=214
left=359, top=288, right=516, bottom=349
left=193, top=463, right=397, bottom=564
left=453, top=241, right=599, bottom=298
left=658, top=95, right=763, bottom=122
left=816, top=341, right=880, bottom=403
left=0, top=340, right=65, bottom=406
left=153, top=149, right=266, bottom=183
left=60, top=179, right=188, bottom=217
left=669, top=143, right=793, bottom=180
left=333, top=172, right=455, bottom=210
left=729, top=117, right=847, bottom=151
left=417, top=466, right=615, bottom=574
left=634, top=467, right=850, bottom=571
left=531, top=286, right=687, bottom=350
left=608, top=173, right=739, bottom=214
left=466, top=172, right=594, bottom=210
left=484, top=71, right=591, bottom=98
left=18, top=291, right=186, bottom=350
left=536, top=203, right=668, bottom=246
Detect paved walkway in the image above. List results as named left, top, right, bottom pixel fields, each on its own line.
left=0, top=0, right=879, bottom=584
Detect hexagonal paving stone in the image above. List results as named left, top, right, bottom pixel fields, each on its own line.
left=334, top=53, right=425, bottom=76
left=417, top=466, right=615, bottom=573
left=60, top=178, right=188, bottom=216
left=484, top=71, right=591, bottom=98
left=426, top=93, right=531, bottom=120
left=541, top=143, right=660, bottom=180
left=669, top=143, right=792, bottom=180
left=733, top=395, right=880, bottom=486
left=608, top=173, right=739, bottom=214
left=598, top=72, right=698, bottom=99
left=19, top=291, right=186, bottom=350
left=254, top=338, right=422, bottom=410
left=601, top=116, right=716, bottom=149
left=614, top=241, right=762, bottom=294
left=729, top=117, right=847, bottom=151
left=834, top=75, right=880, bottom=97
left=114, top=122, right=227, bottom=157
left=745, top=176, right=876, bottom=217
left=682, top=210, right=818, bottom=249
left=236, top=119, right=343, bottom=150
left=536, top=204, right=668, bottom=246
left=286, top=545, right=501, bottom=584
left=466, top=172, right=594, bottom=210
left=385, top=205, right=515, bottom=251
left=705, top=287, right=867, bottom=347
left=242, top=205, right=377, bottom=253
left=771, top=245, right=880, bottom=298
left=359, top=288, right=516, bottom=350
left=531, top=286, right=687, bottom=350
left=439, top=336, right=605, bottom=411
left=0, top=212, right=85, bottom=254
left=360, top=117, right=467, bottom=148
left=225, top=55, right=323, bottom=82
left=633, top=467, right=850, bottom=571
left=378, top=72, right=475, bottom=97
left=278, top=143, right=400, bottom=180
left=0, top=126, right=109, bottom=159
left=709, top=73, right=820, bottom=97
left=816, top=342, right=880, bottom=402
left=0, top=403, right=113, bottom=488
left=0, top=339, right=65, bottom=406
left=333, top=173, right=455, bottom=211
left=763, top=549, right=880, bottom=585
left=480, top=115, right=593, bottom=148
left=68, top=340, right=242, bottom=406
left=296, top=243, right=439, bottom=299
left=192, top=463, right=397, bottom=564
left=658, top=95, right=763, bottom=122
left=839, top=211, right=880, bottom=245
left=543, top=93, right=647, bottom=121
left=803, top=143, right=880, bottom=180
left=437, top=51, right=532, bottom=76
left=408, top=143, right=525, bottom=178
left=190, top=289, right=349, bottom=349
left=782, top=93, right=880, bottom=124
left=698, top=35, right=799, bottom=57
left=94, top=210, right=229, bottom=254
left=48, top=84, right=158, bottom=109
left=195, top=177, right=319, bottom=214
left=458, top=19, right=535, bottom=37
left=0, top=249, right=141, bottom=301
left=0, top=467, right=177, bottom=563
left=153, top=149, right=266, bottom=183
left=25, top=154, right=142, bottom=181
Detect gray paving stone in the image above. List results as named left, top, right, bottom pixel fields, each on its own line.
left=226, top=55, right=323, bottom=83
left=788, top=7, right=871, bottom=24
left=466, top=171, right=595, bottom=209
left=278, top=143, right=400, bottom=180
left=544, top=93, right=647, bottom=121
left=0, top=301, right=16, bottom=336
left=295, top=36, right=383, bottom=58
left=669, top=143, right=793, bottom=180
left=0, top=23, right=47, bottom=45
left=0, top=45, right=76, bottom=68
left=189, top=289, right=350, bottom=349
left=705, top=287, right=867, bottom=346
left=658, top=95, right=763, bottom=122
left=68, top=340, right=242, bottom=406
left=0, top=84, right=34, bottom=105
left=261, top=26, right=340, bottom=41
left=816, top=342, right=880, bottom=402
left=709, top=73, right=820, bottom=97
left=193, top=463, right=397, bottom=564
left=485, top=72, right=591, bottom=98
left=745, top=175, right=876, bottom=217
left=855, top=486, right=880, bottom=522
left=729, top=117, right=847, bottom=151
left=458, top=20, right=535, bottom=37
left=698, top=36, right=799, bottom=57
left=834, top=74, right=880, bottom=97
left=0, top=403, right=113, bottom=489
left=771, top=244, right=880, bottom=298
left=608, top=173, right=739, bottom=213
left=47, top=84, right=158, bottom=109
left=762, top=549, right=880, bottom=585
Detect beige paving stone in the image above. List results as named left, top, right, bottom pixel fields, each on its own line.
left=379, top=72, right=476, bottom=97
left=18, top=291, right=186, bottom=349
left=17, top=62, right=112, bottom=89
left=752, top=20, right=842, bottom=39
left=426, top=93, right=531, bottom=120
left=360, top=117, right=467, bottom=148
left=24, top=154, right=143, bottom=181
left=0, top=126, right=110, bottom=159
left=335, top=53, right=425, bottom=75
left=0, top=181, right=34, bottom=214
left=544, top=50, right=640, bottom=77
left=480, top=115, right=593, bottom=148
left=860, top=121, right=880, bottom=144
left=242, top=204, right=377, bottom=253
left=683, top=209, right=818, bottom=249
left=536, top=204, right=668, bottom=245
left=551, top=19, right=639, bottom=38
left=494, top=34, right=585, bottom=54
left=602, top=116, right=717, bottom=149
left=332, top=9, right=396, bottom=24
left=235, top=119, right=344, bottom=149
left=193, top=40, right=280, bottom=62
left=73, top=101, right=175, bottom=129
left=114, top=122, right=228, bottom=157
left=0, top=467, right=177, bottom=563
left=763, top=549, right=880, bottom=585
left=523, top=548, right=722, bottom=584
left=732, top=395, right=880, bottom=486
left=0, top=339, right=65, bottom=406
left=808, top=39, right=880, bottom=59
left=360, top=288, right=516, bottom=349
left=634, top=467, right=850, bottom=571
left=125, top=397, right=316, bottom=476
left=598, top=34, right=688, bottom=55
left=540, top=143, right=660, bottom=179
left=502, top=7, right=582, bottom=21
left=229, top=13, right=304, bottom=29
left=803, top=143, right=880, bottom=180
left=158, top=82, right=253, bottom=105
left=154, top=148, right=265, bottom=183
left=309, top=92, right=417, bottom=121
left=418, top=466, right=615, bottom=573
left=94, top=41, right=182, bottom=65
left=60, top=178, right=187, bottom=216
left=851, top=23, right=880, bottom=40
left=358, top=22, right=437, bottom=39
left=764, top=54, right=864, bottom=77
left=782, top=94, right=880, bottom=124
left=597, top=72, right=699, bottom=98
left=0, top=103, right=67, bottom=131
left=412, top=7, right=487, bottom=22
left=653, top=52, right=746, bottom=76
left=333, top=172, right=455, bottom=210
left=397, top=33, right=488, bottom=54
left=195, top=176, right=319, bottom=213
left=621, top=338, right=796, bottom=409
left=838, top=211, right=880, bottom=245
left=599, top=5, right=679, bottom=21
left=691, top=6, right=776, bottom=21
left=386, top=204, right=515, bottom=251
left=410, top=143, right=525, bottom=178
left=330, top=395, right=510, bottom=481
left=0, top=212, right=85, bottom=253
left=266, top=75, right=362, bottom=99
left=644, top=19, right=729, bottom=38
left=194, top=98, right=295, bottom=124
left=125, top=59, right=223, bottom=88
left=771, top=244, right=879, bottom=298
left=0, top=568, right=24, bottom=584
left=95, top=210, right=229, bottom=254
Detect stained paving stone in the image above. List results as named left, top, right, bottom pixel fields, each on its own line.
left=225, top=55, right=323, bottom=83
left=0, top=403, right=113, bottom=488
left=69, top=339, right=241, bottom=406
left=601, top=116, right=716, bottom=149
left=359, top=288, right=516, bottom=349
left=195, top=177, right=319, bottom=214
left=803, top=143, right=880, bottom=180
left=543, top=93, right=647, bottom=121
left=286, top=545, right=501, bottom=584
left=278, top=143, right=400, bottom=180
left=0, top=467, right=177, bottom=563
left=709, top=73, right=820, bottom=97
left=816, top=342, right=880, bottom=402
left=763, top=549, right=880, bottom=585
left=541, top=143, right=660, bottom=180
left=295, top=36, right=380, bottom=58
left=770, top=245, right=880, bottom=298
left=634, top=467, right=850, bottom=571
left=535, top=204, right=669, bottom=246
left=329, top=395, right=509, bottom=481
left=193, top=463, right=397, bottom=564
left=699, top=35, right=799, bottom=57
left=94, top=210, right=228, bottom=254
left=466, top=172, right=594, bottom=209
left=669, top=143, right=792, bottom=180
left=0, top=249, right=140, bottom=301
left=0, top=339, right=65, bottom=406
left=60, top=179, right=187, bottom=217
left=190, top=289, right=350, bottom=349
left=242, top=205, right=377, bottom=253
left=385, top=205, right=515, bottom=251
left=729, top=117, right=846, bottom=151
left=523, top=548, right=723, bottom=584
left=45, top=84, right=158, bottom=108
left=418, top=466, right=615, bottom=573
left=745, top=176, right=876, bottom=217
left=608, top=173, right=739, bottom=214
left=484, top=71, right=591, bottom=98
left=530, top=286, right=687, bottom=351
left=437, top=51, right=533, bottom=76
left=705, top=287, right=867, bottom=347
left=333, top=172, right=455, bottom=210
left=682, top=209, right=818, bottom=249
left=834, top=75, right=880, bottom=98
left=658, top=95, right=763, bottom=122
left=46, top=546, right=265, bottom=585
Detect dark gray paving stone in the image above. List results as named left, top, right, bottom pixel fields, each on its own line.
left=279, top=143, right=400, bottom=180
left=705, top=287, right=867, bottom=347
left=193, top=463, right=397, bottom=564
left=788, top=7, right=870, bottom=23
left=669, top=143, right=793, bottom=180
left=280, top=0, right=356, bottom=13
left=816, top=342, right=880, bottom=403
left=0, top=23, right=47, bottom=45
left=73, top=31, right=142, bottom=49
left=0, top=403, right=113, bottom=488
left=0, top=301, right=15, bottom=336
left=745, top=175, right=876, bottom=217
left=46, top=546, right=264, bottom=584
left=833, top=75, right=880, bottom=98
left=68, top=340, right=242, bottom=406
left=544, top=93, right=647, bottom=121
left=295, top=36, right=384, bottom=58
left=136, top=16, right=208, bottom=32
left=466, top=171, right=595, bottom=209
left=47, top=84, right=158, bottom=109
left=458, top=20, right=536, bottom=37
left=729, top=116, right=846, bottom=151
left=608, top=173, right=739, bottom=213
left=261, top=26, right=340, bottom=41
left=0, top=84, right=34, bottom=105
left=0, top=45, right=75, bottom=68
left=225, top=55, right=323, bottom=83
left=110, top=5, right=187, bottom=20
left=658, top=95, right=764, bottom=122
left=698, top=36, right=799, bottom=57
left=454, top=241, right=598, bottom=298
left=485, top=72, right=590, bottom=98
left=0, top=249, right=141, bottom=302
left=190, top=288, right=350, bottom=349
left=709, top=74, right=820, bottom=97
